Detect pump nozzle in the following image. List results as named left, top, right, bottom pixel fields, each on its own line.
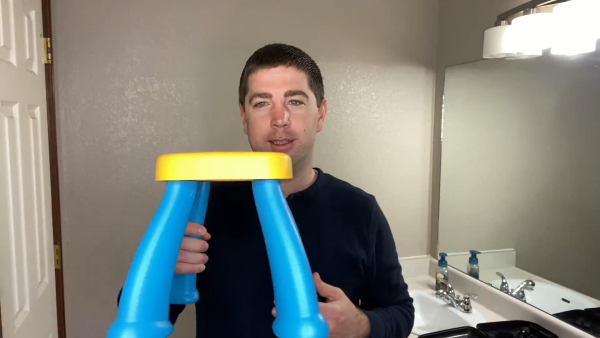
left=469, top=250, right=481, bottom=265
left=438, top=252, right=448, bottom=268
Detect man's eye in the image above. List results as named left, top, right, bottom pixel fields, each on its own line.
left=254, top=102, right=267, bottom=108
left=289, top=100, right=304, bottom=106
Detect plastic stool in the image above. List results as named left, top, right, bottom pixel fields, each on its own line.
left=107, top=152, right=328, bottom=338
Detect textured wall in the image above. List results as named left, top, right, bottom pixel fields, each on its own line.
left=51, top=0, right=438, bottom=336
left=439, top=54, right=600, bottom=300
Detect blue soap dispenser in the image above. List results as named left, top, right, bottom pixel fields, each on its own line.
left=467, top=250, right=481, bottom=279
left=436, top=252, right=449, bottom=291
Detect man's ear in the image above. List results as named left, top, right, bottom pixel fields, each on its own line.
left=316, top=99, right=328, bottom=133
left=239, top=104, right=248, bottom=135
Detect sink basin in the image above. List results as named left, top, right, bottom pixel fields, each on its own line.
left=410, top=290, right=487, bottom=336
left=490, top=278, right=599, bottom=314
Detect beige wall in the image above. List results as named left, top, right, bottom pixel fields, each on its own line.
left=430, top=0, right=529, bottom=257
left=51, top=0, right=439, bottom=337
left=438, top=54, right=600, bottom=300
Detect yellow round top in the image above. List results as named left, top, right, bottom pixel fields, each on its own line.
left=155, top=152, right=293, bottom=182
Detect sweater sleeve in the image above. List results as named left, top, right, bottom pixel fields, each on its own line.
left=361, top=199, right=415, bottom=338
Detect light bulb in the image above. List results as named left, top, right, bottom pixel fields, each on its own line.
left=552, top=0, right=600, bottom=55
left=511, top=12, right=555, bottom=57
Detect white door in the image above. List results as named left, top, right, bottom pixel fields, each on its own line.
left=0, top=0, right=59, bottom=337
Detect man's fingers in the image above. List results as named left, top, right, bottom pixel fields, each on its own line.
left=184, top=222, right=211, bottom=240
left=181, top=237, right=209, bottom=253
left=318, top=302, right=340, bottom=318
left=313, top=272, right=343, bottom=301
left=177, top=250, right=209, bottom=265
left=274, top=274, right=344, bottom=322
left=175, top=262, right=206, bottom=275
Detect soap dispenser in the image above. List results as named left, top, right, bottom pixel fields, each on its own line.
left=436, top=252, right=449, bottom=291
left=467, top=250, right=481, bottom=279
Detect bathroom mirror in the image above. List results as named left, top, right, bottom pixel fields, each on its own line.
left=437, top=49, right=600, bottom=333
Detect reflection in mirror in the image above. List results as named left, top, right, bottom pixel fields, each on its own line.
left=438, top=49, right=600, bottom=334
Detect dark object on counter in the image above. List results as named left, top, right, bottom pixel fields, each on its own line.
left=586, top=307, right=600, bottom=318
left=418, top=326, right=489, bottom=338
left=553, top=309, right=600, bottom=337
left=477, top=320, right=558, bottom=338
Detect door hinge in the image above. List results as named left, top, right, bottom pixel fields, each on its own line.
left=43, top=37, right=52, bottom=64
left=54, top=244, right=62, bottom=270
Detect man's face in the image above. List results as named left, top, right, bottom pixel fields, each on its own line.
left=239, top=66, right=327, bottom=166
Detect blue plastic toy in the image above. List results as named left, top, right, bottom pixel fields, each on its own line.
left=107, top=152, right=328, bottom=338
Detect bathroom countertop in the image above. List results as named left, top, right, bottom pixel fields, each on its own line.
left=443, top=262, right=595, bottom=337
left=477, top=266, right=600, bottom=306
left=405, top=275, right=507, bottom=337
left=398, top=258, right=595, bottom=337
left=479, top=266, right=553, bottom=285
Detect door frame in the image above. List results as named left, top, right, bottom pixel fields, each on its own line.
left=41, top=0, right=66, bottom=337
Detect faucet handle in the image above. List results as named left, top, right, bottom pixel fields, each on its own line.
left=438, top=279, right=456, bottom=297
left=461, top=293, right=477, bottom=313
left=496, top=272, right=511, bottom=293
left=521, top=280, right=535, bottom=290
left=463, top=293, right=478, bottom=300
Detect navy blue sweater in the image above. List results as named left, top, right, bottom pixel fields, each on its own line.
left=119, top=168, right=414, bottom=337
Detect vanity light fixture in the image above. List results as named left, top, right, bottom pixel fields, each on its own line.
left=483, top=0, right=600, bottom=59
left=483, top=21, right=520, bottom=59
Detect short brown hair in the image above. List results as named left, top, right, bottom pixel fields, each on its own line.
left=238, top=43, right=325, bottom=108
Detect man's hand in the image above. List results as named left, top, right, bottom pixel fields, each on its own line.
left=175, top=222, right=211, bottom=274
left=272, top=272, right=371, bottom=338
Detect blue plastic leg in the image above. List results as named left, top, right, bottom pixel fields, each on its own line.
left=252, top=180, right=329, bottom=338
left=170, top=181, right=210, bottom=305
left=107, top=181, right=198, bottom=338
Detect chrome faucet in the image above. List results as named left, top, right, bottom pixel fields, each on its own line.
left=436, top=279, right=456, bottom=297
left=495, top=272, right=535, bottom=302
left=511, top=280, right=535, bottom=301
left=435, top=280, right=478, bottom=313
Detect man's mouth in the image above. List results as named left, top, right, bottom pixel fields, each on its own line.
left=270, top=140, right=292, bottom=145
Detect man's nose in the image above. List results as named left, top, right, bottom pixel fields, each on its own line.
left=271, top=103, right=290, bottom=129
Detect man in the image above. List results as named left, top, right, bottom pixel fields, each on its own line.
left=122, top=43, right=415, bottom=337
